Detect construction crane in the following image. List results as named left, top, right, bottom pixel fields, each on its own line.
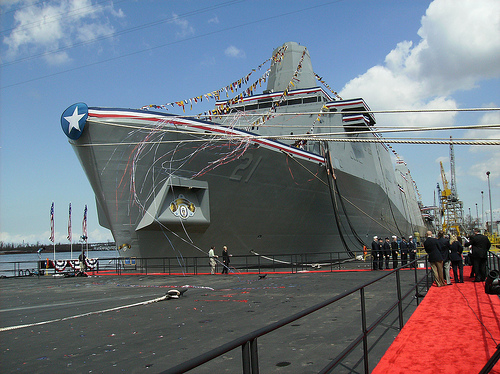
left=440, top=162, right=451, bottom=198
left=438, top=137, right=464, bottom=235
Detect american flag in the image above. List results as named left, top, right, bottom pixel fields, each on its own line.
left=49, top=202, right=55, bottom=243
left=82, top=205, right=87, bottom=241
left=67, top=203, right=72, bottom=242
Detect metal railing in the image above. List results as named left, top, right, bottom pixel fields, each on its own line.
left=115, top=250, right=362, bottom=275
left=160, top=258, right=431, bottom=373
left=1, top=250, right=376, bottom=277
left=487, top=250, right=500, bottom=272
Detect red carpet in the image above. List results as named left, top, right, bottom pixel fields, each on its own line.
left=373, top=267, right=500, bottom=374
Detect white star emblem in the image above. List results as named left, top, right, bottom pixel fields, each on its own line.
left=64, top=106, right=85, bottom=133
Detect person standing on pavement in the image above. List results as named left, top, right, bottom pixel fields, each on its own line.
left=221, top=245, right=231, bottom=274
left=378, top=237, right=384, bottom=270
left=464, top=228, right=491, bottom=282
left=383, top=237, right=391, bottom=270
left=371, top=236, right=380, bottom=270
left=400, top=237, right=409, bottom=267
left=208, top=246, right=218, bottom=275
left=391, top=236, right=399, bottom=269
left=424, top=231, right=445, bottom=287
left=408, top=236, right=417, bottom=268
left=437, top=231, right=451, bottom=285
left=449, top=235, right=464, bottom=283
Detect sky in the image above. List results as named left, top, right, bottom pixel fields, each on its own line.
left=1, top=0, right=499, bottom=246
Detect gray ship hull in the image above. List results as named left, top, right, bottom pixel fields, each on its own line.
left=61, top=42, right=425, bottom=260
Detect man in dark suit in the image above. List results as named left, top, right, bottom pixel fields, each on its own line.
left=371, top=236, right=380, bottom=270
left=465, top=228, right=491, bottom=282
left=400, top=237, right=409, bottom=267
left=391, top=236, right=399, bottom=269
left=437, top=231, right=451, bottom=285
left=408, top=236, right=417, bottom=268
left=383, top=237, right=391, bottom=269
left=424, top=231, right=445, bottom=287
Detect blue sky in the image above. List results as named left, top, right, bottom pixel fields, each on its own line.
left=1, top=0, right=499, bottom=246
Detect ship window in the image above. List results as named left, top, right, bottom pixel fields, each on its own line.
left=245, top=104, right=258, bottom=110
left=303, top=97, right=318, bottom=103
left=287, top=98, right=302, bottom=105
left=258, top=102, right=272, bottom=109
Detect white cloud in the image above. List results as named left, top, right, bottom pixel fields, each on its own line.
left=171, top=13, right=195, bottom=38
left=200, top=54, right=216, bottom=67
left=225, top=45, right=245, bottom=59
left=2, top=0, right=123, bottom=65
left=340, top=0, right=500, bottom=128
left=467, top=152, right=500, bottom=184
left=208, top=16, right=219, bottom=24
left=415, top=0, right=500, bottom=93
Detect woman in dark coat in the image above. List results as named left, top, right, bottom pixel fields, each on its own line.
left=449, top=235, right=464, bottom=283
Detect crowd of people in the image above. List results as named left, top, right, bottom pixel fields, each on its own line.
left=424, top=228, right=491, bottom=286
left=212, top=228, right=492, bottom=279
left=370, top=235, right=417, bottom=270
left=371, top=228, right=492, bottom=287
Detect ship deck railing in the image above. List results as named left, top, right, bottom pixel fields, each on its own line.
left=0, top=249, right=423, bottom=277
left=2, top=248, right=499, bottom=278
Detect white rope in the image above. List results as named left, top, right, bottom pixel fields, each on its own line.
left=0, top=295, right=171, bottom=333
left=162, top=107, right=500, bottom=118
left=79, top=118, right=499, bottom=147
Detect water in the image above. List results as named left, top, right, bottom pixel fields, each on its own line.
left=0, top=249, right=120, bottom=275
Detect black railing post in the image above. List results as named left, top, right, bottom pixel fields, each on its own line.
left=479, top=344, right=500, bottom=374
left=413, top=259, right=420, bottom=305
left=242, top=341, right=251, bottom=374
left=360, top=287, right=369, bottom=374
left=250, top=338, right=259, bottom=374
left=396, top=269, right=404, bottom=330
left=425, top=256, right=430, bottom=290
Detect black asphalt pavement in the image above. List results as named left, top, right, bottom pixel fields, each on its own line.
left=0, top=268, right=426, bottom=373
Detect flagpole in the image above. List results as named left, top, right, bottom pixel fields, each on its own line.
left=86, top=206, right=88, bottom=257
left=50, top=202, right=56, bottom=263
left=82, top=204, right=88, bottom=263
left=68, top=203, right=73, bottom=260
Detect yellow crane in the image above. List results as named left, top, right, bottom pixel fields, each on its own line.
left=440, top=161, right=451, bottom=198
left=439, top=151, right=464, bottom=235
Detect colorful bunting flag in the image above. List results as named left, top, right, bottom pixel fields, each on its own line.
left=67, top=203, right=72, bottom=242
left=49, top=202, right=54, bottom=243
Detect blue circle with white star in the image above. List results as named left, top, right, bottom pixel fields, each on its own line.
left=61, top=103, right=88, bottom=140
